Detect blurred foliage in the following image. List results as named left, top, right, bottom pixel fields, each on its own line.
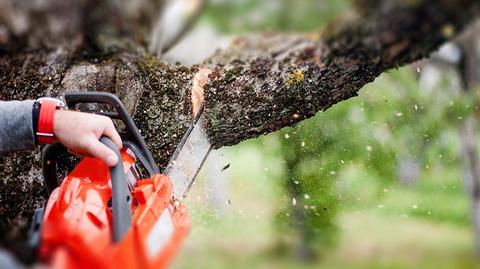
left=176, top=66, right=479, bottom=267
left=273, top=65, right=477, bottom=256
left=203, top=0, right=354, bottom=257
left=204, top=0, right=351, bottom=33
left=195, top=0, right=480, bottom=265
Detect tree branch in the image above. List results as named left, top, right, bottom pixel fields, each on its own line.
left=203, top=0, right=480, bottom=147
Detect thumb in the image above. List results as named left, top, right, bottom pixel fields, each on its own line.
left=85, top=138, right=119, bottom=167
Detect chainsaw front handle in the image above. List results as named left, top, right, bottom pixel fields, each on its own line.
left=65, top=91, right=159, bottom=177
left=100, top=136, right=132, bottom=242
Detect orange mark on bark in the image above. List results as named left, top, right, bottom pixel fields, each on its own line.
left=191, top=68, right=212, bottom=116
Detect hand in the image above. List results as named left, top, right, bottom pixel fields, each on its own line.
left=53, top=110, right=123, bottom=167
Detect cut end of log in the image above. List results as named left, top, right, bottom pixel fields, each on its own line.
left=191, top=67, right=212, bottom=116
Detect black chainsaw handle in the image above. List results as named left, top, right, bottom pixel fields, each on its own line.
left=65, top=91, right=159, bottom=177
left=100, top=136, right=132, bottom=242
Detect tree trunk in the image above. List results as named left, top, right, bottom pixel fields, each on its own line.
left=0, top=0, right=479, bottom=260
left=456, top=23, right=480, bottom=256
left=459, top=118, right=480, bottom=256
left=285, top=157, right=315, bottom=262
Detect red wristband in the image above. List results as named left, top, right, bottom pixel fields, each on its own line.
left=37, top=100, right=57, bottom=144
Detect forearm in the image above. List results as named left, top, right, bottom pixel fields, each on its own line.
left=0, top=100, right=36, bottom=152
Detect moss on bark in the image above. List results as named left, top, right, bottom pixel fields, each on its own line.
left=134, top=56, right=197, bottom=170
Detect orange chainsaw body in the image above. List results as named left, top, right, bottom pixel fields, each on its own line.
left=39, top=149, right=190, bottom=269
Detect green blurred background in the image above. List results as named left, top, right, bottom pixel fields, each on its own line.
left=169, top=0, right=480, bottom=268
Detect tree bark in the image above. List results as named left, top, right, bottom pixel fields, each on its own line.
left=0, top=0, right=479, bottom=260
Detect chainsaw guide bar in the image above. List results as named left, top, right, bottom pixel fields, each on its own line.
left=164, top=106, right=212, bottom=200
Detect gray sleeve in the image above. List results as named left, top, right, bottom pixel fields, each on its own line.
left=0, top=100, right=36, bottom=153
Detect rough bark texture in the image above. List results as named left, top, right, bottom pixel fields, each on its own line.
left=0, top=51, right=198, bottom=260
left=0, top=0, right=479, bottom=261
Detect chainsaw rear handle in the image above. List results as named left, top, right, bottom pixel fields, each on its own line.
left=100, top=136, right=132, bottom=242
left=65, top=91, right=159, bottom=176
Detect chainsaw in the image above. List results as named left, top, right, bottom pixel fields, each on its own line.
left=30, top=91, right=211, bottom=269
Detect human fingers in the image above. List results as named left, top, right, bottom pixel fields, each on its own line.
left=82, top=136, right=119, bottom=167
left=101, top=117, right=123, bottom=149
